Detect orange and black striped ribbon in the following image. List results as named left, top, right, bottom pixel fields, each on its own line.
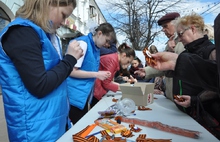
left=72, top=125, right=99, bottom=142
left=73, top=134, right=99, bottom=142
left=73, top=135, right=90, bottom=142
left=100, top=130, right=111, bottom=140
left=121, top=129, right=133, bottom=138
left=74, top=125, right=91, bottom=136
left=136, top=134, right=172, bottom=142
left=87, top=136, right=99, bottom=142
left=136, top=134, right=147, bottom=142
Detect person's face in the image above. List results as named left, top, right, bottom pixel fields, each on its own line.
left=161, top=21, right=176, bottom=38
left=120, top=53, right=134, bottom=69
left=49, top=4, right=74, bottom=30
left=95, top=31, right=112, bottom=48
left=177, top=25, right=194, bottom=45
left=131, top=59, right=139, bottom=68
left=102, top=42, right=111, bottom=48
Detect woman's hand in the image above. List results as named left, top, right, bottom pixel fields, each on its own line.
left=154, top=89, right=164, bottom=95
left=122, top=76, right=129, bottom=82
left=66, top=40, right=84, bottom=60
left=128, top=75, right=137, bottom=83
left=149, top=52, right=178, bottom=71
left=134, top=68, right=146, bottom=77
left=97, top=71, right=111, bottom=80
left=174, top=95, right=191, bottom=108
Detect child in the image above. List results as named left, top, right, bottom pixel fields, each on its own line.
left=91, top=43, right=136, bottom=107
left=129, top=56, right=145, bottom=82
left=67, top=23, right=116, bottom=124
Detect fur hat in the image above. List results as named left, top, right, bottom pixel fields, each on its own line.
left=158, top=12, right=180, bottom=26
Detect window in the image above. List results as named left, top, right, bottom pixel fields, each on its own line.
left=0, top=7, right=10, bottom=31
left=89, top=5, right=97, bottom=18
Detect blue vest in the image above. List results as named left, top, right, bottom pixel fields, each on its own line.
left=0, top=17, right=70, bottom=142
left=67, top=33, right=100, bottom=109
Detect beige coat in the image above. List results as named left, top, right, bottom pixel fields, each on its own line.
left=144, top=40, right=185, bottom=101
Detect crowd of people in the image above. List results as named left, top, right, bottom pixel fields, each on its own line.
left=144, top=12, right=220, bottom=139
left=0, top=0, right=219, bottom=141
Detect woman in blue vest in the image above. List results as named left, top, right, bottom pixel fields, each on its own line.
left=0, top=0, right=83, bottom=141
left=67, top=23, right=116, bottom=124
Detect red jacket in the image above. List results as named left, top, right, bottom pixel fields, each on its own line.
left=94, top=53, right=120, bottom=100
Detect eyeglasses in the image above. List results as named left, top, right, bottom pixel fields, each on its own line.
left=177, top=27, right=190, bottom=37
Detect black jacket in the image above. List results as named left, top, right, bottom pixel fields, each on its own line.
left=174, top=48, right=220, bottom=140
left=173, top=14, right=220, bottom=93
left=174, top=53, right=217, bottom=91
left=215, top=13, right=220, bottom=94
left=173, top=35, right=215, bottom=114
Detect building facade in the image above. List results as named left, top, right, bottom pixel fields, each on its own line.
left=0, top=0, right=106, bottom=39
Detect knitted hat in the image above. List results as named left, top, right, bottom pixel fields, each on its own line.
left=158, top=12, right=180, bottom=26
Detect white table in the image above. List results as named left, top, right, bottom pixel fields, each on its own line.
left=57, top=91, right=219, bottom=142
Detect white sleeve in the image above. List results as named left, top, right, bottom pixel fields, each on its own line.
left=75, top=40, right=88, bottom=68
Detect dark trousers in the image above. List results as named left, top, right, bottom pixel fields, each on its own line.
left=69, top=87, right=95, bottom=125
left=90, top=96, right=99, bottom=108
left=69, top=104, right=88, bottom=125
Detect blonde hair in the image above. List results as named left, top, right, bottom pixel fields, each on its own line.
left=16, top=0, right=76, bottom=33
left=203, top=24, right=214, bottom=40
left=175, top=12, right=204, bottom=34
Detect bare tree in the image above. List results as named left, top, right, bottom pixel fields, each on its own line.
left=103, top=0, right=182, bottom=50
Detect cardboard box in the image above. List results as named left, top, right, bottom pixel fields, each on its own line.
left=119, top=82, right=154, bottom=106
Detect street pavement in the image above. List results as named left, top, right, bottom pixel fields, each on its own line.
left=0, top=95, right=9, bottom=142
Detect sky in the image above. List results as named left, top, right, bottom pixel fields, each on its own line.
left=95, top=0, right=220, bottom=51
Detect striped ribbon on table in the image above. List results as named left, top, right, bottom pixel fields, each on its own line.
left=72, top=124, right=99, bottom=142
